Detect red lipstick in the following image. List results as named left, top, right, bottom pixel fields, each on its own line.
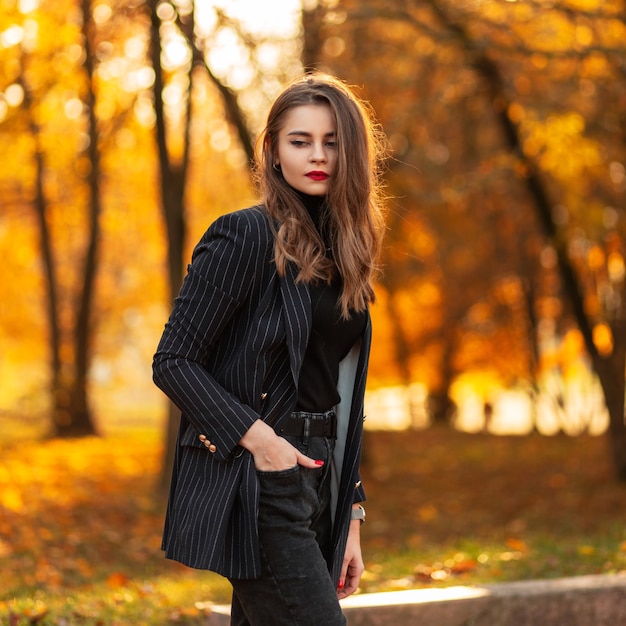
left=306, top=171, right=329, bottom=181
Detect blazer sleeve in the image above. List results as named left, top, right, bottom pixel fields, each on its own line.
left=152, top=209, right=269, bottom=461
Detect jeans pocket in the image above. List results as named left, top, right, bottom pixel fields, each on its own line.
left=256, top=464, right=299, bottom=478
left=257, top=464, right=301, bottom=499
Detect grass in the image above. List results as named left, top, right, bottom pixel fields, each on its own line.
left=1, top=425, right=625, bottom=624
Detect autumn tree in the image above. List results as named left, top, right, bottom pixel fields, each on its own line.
left=1, top=0, right=169, bottom=436
left=414, top=0, right=626, bottom=473
left=148, top=0, right=193, bottom=489
left=0, top=0, right=107, bottom=436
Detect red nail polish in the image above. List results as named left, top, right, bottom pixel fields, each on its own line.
left=338, top=580, right=344, bottom=589
left=315, top=460, right=324, bottom=466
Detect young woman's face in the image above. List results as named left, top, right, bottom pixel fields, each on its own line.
left=275, top=103, right=338, bottom=197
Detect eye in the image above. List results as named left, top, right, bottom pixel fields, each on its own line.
left=290, top=140, right=309, bottom=147
left=325, top=140, right=337, bottom=148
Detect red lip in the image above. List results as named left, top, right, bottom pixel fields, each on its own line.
left=306, top=171, right=329, bottom=181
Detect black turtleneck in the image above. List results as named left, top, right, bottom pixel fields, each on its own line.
left=293, top=190, right=368, bottom=412
left=295, top=190, right=327, bottom=240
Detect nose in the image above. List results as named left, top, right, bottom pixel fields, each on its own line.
left=309, top=142, right=328, bottom=163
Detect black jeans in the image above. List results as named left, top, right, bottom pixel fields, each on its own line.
left=229, top=429, right=346, bottom=626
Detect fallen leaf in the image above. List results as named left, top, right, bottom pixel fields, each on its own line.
left=106, top=572, right=130, bottom=588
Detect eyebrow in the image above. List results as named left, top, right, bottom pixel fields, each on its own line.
left=286, top=130, right=336, bottom=138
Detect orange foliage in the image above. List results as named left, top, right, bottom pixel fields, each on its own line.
left=0, top=0, right=255, bottom=423
left=0, top=436, right=159, bottom=595
left=0, top=0, right=625, bottom=432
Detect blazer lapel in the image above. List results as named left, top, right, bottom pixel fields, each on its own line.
left=279, top=262, right=312, bottom=387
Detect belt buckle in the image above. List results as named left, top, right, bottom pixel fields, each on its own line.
left=325, top=412, right=337, bottom=438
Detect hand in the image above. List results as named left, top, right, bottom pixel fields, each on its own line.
left=337, top=517, right=364, bottom=599
left=239, top=420, right=324, bottom=472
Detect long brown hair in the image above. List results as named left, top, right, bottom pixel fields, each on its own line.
left=255, top=73, right=387, bottom=318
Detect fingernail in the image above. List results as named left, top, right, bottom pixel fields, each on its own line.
left=338, top=580, right=344, bottom=589
left=315, top=460, right=324, bottom=466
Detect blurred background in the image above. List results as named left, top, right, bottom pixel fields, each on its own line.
left=0, top=0, right=625, bottom=470
left=1, top=1, right=626, bottom=621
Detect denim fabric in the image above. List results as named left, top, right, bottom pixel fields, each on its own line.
left=229, top=429, right=346, bottom=626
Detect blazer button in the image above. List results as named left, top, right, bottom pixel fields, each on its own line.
left=199, top=434, right=213, bottom=449
left=208, top=444, right=217, bottom=453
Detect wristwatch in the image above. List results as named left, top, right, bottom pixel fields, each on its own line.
left=350, top=504, right=366, bottom=524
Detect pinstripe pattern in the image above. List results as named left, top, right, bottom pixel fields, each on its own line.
left=153, top=206, right=370, bottom=582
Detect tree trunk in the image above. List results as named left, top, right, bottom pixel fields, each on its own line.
left=150, top=0, right=188, bottom=491
left=20, top=9, right=100, bottom=437
left=521, top=276, right=540, bottom=432
left=21, top=76, right=64, bottom=436
left=51, top=0, right=102, bottom=437
left=428, top=334, right=456, bottom=426
left=593, top=315, right=626, bottom=480
left=301, top=2, right=326, bottom=73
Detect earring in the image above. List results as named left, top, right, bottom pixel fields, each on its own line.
left=273, top=162, right=281, bottom=171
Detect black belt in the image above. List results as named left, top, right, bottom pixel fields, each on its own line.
left=278, top=410, right=337, bottom=439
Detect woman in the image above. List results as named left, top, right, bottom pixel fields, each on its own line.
left=153, top=73, right=386, bottom=625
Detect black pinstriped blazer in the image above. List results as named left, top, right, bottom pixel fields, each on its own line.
left=153, top=206, right=370, bottom=585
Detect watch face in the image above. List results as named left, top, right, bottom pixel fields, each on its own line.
left=351, top=506, right=365, bottom=522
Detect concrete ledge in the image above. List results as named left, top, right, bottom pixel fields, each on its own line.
left=206, top=573, right=626, bottom=625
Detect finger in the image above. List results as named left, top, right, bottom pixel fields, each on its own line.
left=339, top=574, right=359, bottom=598
left=336, top=578, right=348, bottom=599
left=337, top=564, right=349, bottom=597
left=337, top=556, right=363, bottom=599
left=337, top=573, right=360, bottom=599
left=295, top=451, right=325, bottom=469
